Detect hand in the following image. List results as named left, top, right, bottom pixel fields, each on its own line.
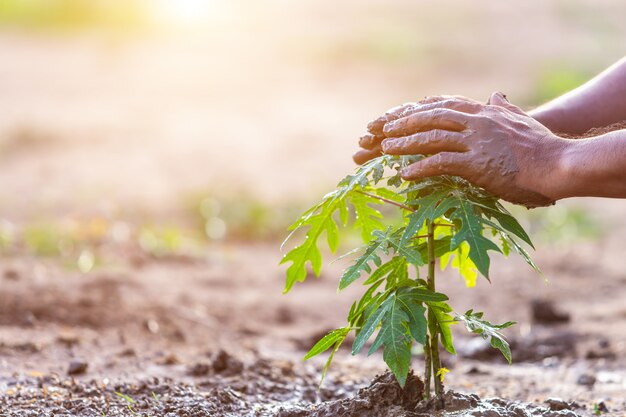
left=379, top=92, right=569, bottom=208
left=353, top=96, right=483, bottom=165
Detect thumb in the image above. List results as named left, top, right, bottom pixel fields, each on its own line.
left=487, top=91, right=525, bottom=115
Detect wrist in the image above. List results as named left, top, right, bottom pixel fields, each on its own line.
left=521, top=134, right=573, bottom=202
left=545, top=136, right=581, bottom=201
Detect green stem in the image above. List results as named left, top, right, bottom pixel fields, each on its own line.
left=424, top=336, right=432, bottom=400
left=426, top=220, right=445, bottom=407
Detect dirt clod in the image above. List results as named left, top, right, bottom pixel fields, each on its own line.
left=211, top=350, right=244, bottom=376
left=576, top=373, right=596, bottom=387
left=545, top=398, right=578, bottom=411
left=531, top=299, right=570, bottom=324
left=3, top=268, right=20, bottom=281
left=279, top=371, right=424, bottom=417
left=67, top=360, right=88, bottom=376
left=187, top=362, right=211, bottom=377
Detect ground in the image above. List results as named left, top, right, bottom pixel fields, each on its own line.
left=1, top=1, right=626, bottom=415
left=0, top=234, right=625, bottom=415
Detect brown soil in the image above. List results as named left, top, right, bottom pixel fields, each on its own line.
left=558, top=121, right=626, bottom=139
left=1, top=238, right=625, bottom=415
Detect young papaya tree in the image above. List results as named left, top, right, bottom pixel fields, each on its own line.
left=280, top=154, right=539, bottom=405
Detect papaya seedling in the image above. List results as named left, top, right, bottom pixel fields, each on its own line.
left=280, top=154, right=540, bottom=405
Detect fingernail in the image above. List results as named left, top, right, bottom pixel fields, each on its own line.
left=497, top=91, right=509, bottom=102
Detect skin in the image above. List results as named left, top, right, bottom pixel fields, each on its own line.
left=530, top=57, right=626, bottom=135
left=353, top=57, right=626, bottom=208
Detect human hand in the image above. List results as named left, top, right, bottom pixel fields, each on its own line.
left=379, top=92, right=568, bottom=208
left=353, top=96, right=482, bottom=165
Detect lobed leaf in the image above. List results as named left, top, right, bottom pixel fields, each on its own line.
left=352, top=296, right=393, bottom=355
left=349, top=191, right=384, bottom=242
left=339, top=232, right=389, bottom=290
left=449, top=199, right=501, bottom=279
left=395, top=288, right=428, bottom=345
left=366, top=296, right=412, bottom=387
left=456, top=310, right=515, bottom=364
left=373, top=229, right=424, bottom=268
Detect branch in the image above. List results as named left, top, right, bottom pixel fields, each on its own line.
left=356, top=190, right=415, bottom=212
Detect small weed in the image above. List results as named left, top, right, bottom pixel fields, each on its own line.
left=114, top=391, right=136, bottom=415
left=189, top=193, right=310, bottom=242
left=138, top=226, right=182, bottom=256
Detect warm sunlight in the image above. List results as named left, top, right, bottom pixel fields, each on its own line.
left=150, top=0, right=220, bottom=27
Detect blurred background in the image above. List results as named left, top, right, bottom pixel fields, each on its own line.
left=0, top=0, right=625, bottom=408
left=0, top=0, right=624, bottom=260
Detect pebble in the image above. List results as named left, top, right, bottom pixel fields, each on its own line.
left=576, top=373, right=596, bottom=387
left=67, top=360, right=88, bottom=376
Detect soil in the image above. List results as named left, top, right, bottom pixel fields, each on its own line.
left=1, top=237, right=625, bottom=416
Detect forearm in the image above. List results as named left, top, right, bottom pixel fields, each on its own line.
left=529, top=57, right=626, bottom=135
left=550, top=129, right=626, bottom=200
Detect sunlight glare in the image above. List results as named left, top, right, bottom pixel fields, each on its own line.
left=151, top=0, right=219, bottom=27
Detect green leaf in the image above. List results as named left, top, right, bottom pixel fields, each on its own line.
left=339, top=232, right=389, bottom=289
left=396, top=288, right=428, bottom=344
left=352, top=296, right=393, bottom=354
left=362, top=256, right=404, bottom=285
left=502, top=234, right=541, bottom=274
left=281, top=193, right=346, bottom=293
left=303, top=327, right=351, bottom=385
left=349, top=191, right=384, bottom=242
left=456, top=310, right=515, bottom=364
left=349, top=285, right=389, bottom=328
left=417, top=236, right=452, bottom=260
left=465, top=197, right=534, bottom=249
left=429, top=302, right=456, bottom=354
left=386, top=256, right=410, bottom=289
left=490, top=337, right=512, bottom=364
left=408, top=287, right=449, bottom=302
left=373, top=187, right=405, bottom=204
left=366, top=296, right=412, bottom=387
left=451, top=242, right=478, bottom=287
left=402, top=191, right=456, bottom=244
left=373, top=229, right=423, bottom=267
left=449, top=200, right=500, bottom=279
left=337, top=155, right=393, bottom=193
left=304, top=327, right=350, bottom=360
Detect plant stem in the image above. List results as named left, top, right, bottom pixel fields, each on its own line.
left=426, top=220, right=444, bottom=407
left=356, top=191, right=415, bottom=212
left=424, top=336, right=431, bottom=399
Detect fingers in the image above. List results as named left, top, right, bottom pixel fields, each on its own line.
left=367, top=102, right=418, bottom=136
left=359, top=133, right=383, bottom=150
left=383, top=108, right=473, bottom=137
left=396, top=96, right=482, bottom=119
left=353, top=146, right=383, bottom=165
left=400, top=152, right=474, bottom=181
left=397, top=99, right=482, bottom=119
left=366, top=96, right=476, bottom=137
left=487, top=91, right=526, bottom=115
left=382, top=130, right=468, bottom=155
